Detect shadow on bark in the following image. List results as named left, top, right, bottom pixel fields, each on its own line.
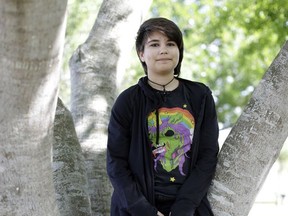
left=53, top=98, right=92, bottom=216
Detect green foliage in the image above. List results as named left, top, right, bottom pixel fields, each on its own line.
left=64, top=0, right=101, bottom=70
left=63, top=0, right=287, bottom=127
left=145, top=0, right=288, bottom=127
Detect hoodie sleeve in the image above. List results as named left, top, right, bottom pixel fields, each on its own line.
left=106, top=90, right=158, bottom=216
left=170, top=88, right=219, bottom=216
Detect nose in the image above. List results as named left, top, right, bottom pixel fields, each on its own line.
left=160, top=49, right=168, bottom=55
left=160, top=46, right=168, bottom=54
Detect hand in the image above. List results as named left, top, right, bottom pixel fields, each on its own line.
left=157, top=211, right=164, bottom=216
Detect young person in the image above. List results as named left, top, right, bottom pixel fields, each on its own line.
left=106, top=17, right=219, bottom=216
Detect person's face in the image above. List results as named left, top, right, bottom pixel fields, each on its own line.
left=139, top=31, right=180, bottom=76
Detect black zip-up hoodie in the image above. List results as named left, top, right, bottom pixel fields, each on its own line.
left=107, top=76, right=219, bottom=216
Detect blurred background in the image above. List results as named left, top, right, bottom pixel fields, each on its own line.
left=60, top=0, right=288, bottom=214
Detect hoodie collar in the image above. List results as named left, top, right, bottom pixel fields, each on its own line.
left=138, top=76, right=164, bottom=103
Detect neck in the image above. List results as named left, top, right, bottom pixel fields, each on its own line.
left=147, top=76, right=177, bottom=93
left=147, top=71, right=175, bottom=83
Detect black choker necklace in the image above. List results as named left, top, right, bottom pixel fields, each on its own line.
left=148, top=77, right=175, bottom=93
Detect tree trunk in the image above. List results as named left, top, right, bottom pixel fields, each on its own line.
left=53, top=98, right=92, bottom=216
left=0, top=1, right=67, bottom=215
left=208, top=41, right=288, bottom=216
left=69, top=0, right=152, bottom=215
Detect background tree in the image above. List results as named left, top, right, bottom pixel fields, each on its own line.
left=69, top=0, right=152, bottom=214
left=209, top=41, right=288, bottom=215
left=0, top=0, right=67, bottom=215
left=60, top=0, right=102, bottom=106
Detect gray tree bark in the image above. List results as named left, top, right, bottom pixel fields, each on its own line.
left=0, top=0, right=67, bottom=215
left=209, top=41, right=288, bottom=216
left=69, top=0, right=152, bottom=215
left=53, top=98, right=92, bottom=216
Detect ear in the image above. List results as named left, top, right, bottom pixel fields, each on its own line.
left=138, top=51, right=145, bottom=62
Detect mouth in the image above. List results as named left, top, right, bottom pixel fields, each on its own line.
left=157, top=58, right=172, bottom=61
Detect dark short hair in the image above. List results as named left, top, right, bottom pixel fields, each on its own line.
left=135, top=17, right=184, bottom=76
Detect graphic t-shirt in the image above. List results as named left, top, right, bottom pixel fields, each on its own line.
left=147, top=83, right=195, bottom=197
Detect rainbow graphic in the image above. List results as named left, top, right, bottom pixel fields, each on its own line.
left=148, top=107, right=195, bottom=175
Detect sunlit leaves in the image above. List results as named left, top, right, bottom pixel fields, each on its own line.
left=148, top=0, right=288, bottom=127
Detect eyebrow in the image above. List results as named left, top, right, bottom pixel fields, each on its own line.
left=146, top=39, right=175, bottom=44
left=146, top=39, right=160, bottom=44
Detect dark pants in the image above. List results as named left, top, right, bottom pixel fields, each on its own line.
left=155, top=194, right=214, bottom=216
left=155, top=194, right=175, bottom=216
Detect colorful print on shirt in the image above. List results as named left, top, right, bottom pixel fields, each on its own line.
left=148, top=107, right=195, bottom=176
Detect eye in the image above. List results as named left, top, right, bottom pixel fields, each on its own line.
left=167, top=42, right=176, bottom=46
left=165, top=130, right=174, bottom=137
left=150, top=43, right=159, bottom=47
